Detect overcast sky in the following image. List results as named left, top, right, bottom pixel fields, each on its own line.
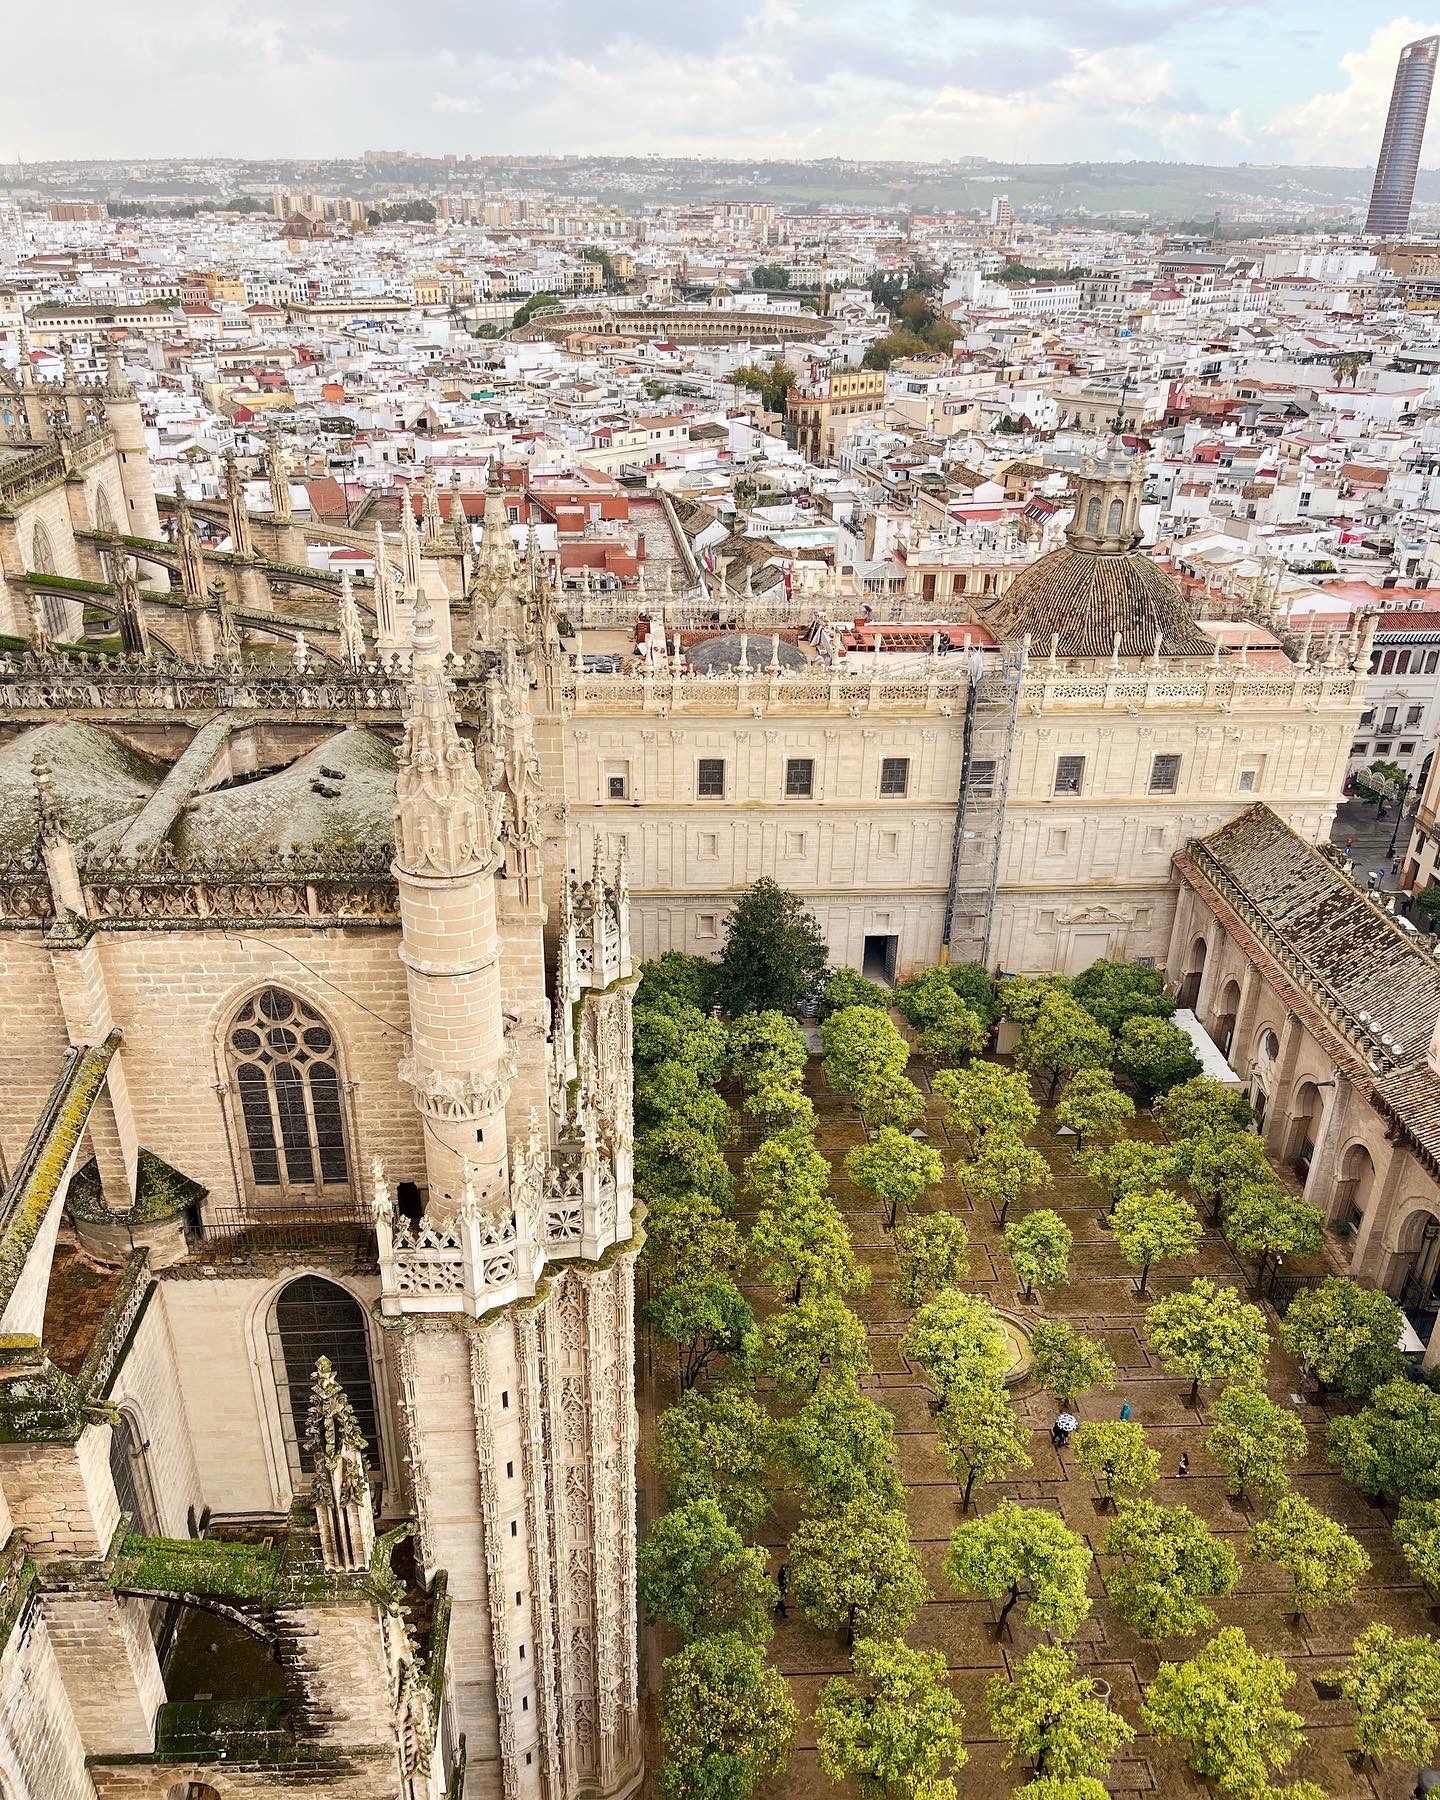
left=3, top=5, right=1438, bottom=166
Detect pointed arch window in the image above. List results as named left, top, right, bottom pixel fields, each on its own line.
left=30, top=520, right=54, bottom=574
left=1107, top=498, right=1124, bottom=535
left=1085, top=496, right=1101, bottom=533
left=226, top=988, right=351, bottom=1198
left=271, top=1275, right=378, bottom=1477
left=94, top=485, right=117, bottom=535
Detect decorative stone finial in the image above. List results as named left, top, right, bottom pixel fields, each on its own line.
left=306, top=1356, right=375, bottom=1572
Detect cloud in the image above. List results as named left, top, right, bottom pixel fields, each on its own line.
left=1263, top=16, right=1440, bottom=163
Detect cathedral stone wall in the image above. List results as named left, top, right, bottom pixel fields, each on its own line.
left=157, top=1268, right=391, bottom=1518
left=108, top=1288, right=207, bottom=1537
left=0, top=1610, right=92, bottom=1800
left=0, top=928, right=425, bottom=1207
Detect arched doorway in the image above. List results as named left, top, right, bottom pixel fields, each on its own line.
left=1284, top=1080, right=1323, bottom=1180
left=270, top=1275, right=379, bottom=1481
left=1177, top=936, right=1208, bottom=1012
left=1390, top=1208, right=1440, bottom=1342
left=224, top=988, right=352, bottom=1202
left=1335, top=1143, right=1376, bottom=1233
left=168, top=1785, right=223, bottom=1800
left=1212, top=977, right=1241, bottom=1059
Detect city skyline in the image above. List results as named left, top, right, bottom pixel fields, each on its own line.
left=6, top=6, right=1440, bottom=169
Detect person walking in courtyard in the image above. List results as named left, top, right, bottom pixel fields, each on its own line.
left=775, top=1563, right=789, bottom=1618
left=1119, top=1400, right=1131, bottom=1421
left=1176, top=1452, right=1190, bottom=1478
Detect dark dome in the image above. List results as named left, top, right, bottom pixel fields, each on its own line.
left=984, top=544, right=1214, bottom=659
left=685, top=632, right=808, bottom=672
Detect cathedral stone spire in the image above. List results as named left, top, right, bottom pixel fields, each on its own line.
left=449, top=471, right=469, bottom=551
left=399, top=488, right=422, bottom=596
left=394, top=591, right=497, bottom=880
left=306, top=1356, right=375, bottom=1572
left=222, top=450, right=254, bottom=560
left=467, top=473, right=524, bottom=647
left=374, top=523, right=403, bottom=658
left=265, top=430, right=292, bottom=520
left=337, top=570, right=366, bottom=667
left=173, top=481, right=206, bottom=599
left=421, top=466, right=442, bottom=541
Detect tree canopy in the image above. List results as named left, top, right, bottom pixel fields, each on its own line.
left=1141, top=1627, right=1307, bottom=1798
left=726, top=1010, right=809, bottom=1092
left=1073, top=1420, right=1160, bottom=1506
left=956, top=1132, right=1052, bottom=1225
left=822, top=1005, right=911, bottom=1099
left=1247, top=1491, right=1370, bottom=1615
left=781, top=1378, right=904, bottom=1509
left=639, top=1496, right=775, bottom=1643
left=1102, top=1499, right=1240, bottom=1639
left=655, top=1386, right=776, bottom=1535
left=1279, top=1278, right=1408, bottom=1399
left=1326, top=1378, right=1440, bottom=1502
left=1115, top=1015, right=1203, bottom=1101
left=1143, top=1278, right=1269, bottom=1403
left=845, top=1127, right=945, bottom=1229
left=892, top=1212, right=971, bottom=1309
left=1152, top=1075, right=1252, bottom=1142
left=1028, top=1320, right=1116, bottom=1411
left=1070, top=959, right=1177, bottom=1034
left=1014, top=990, right=1113, bottom=1100
left=987, top=1644, right=1133, bottom=1780
left=937, top=1380, right=1033, bottom=1509
left=1204, top=1385, right=1308, bottom=1503
left=658, top=1629, right=798, bottom=1800
left=901, top=1288, right=1011, bottom=1405
left=1331, top=1622, right=1440, bottom=1768
left=1111, top=1187, right=1203, bottom=1295
left=715, top=879, right=827, bottom=1015
left=815, top=1635, right=967, bottom=1800
left=1055, top=1068, right=1135, bottom=1149
left=789, top=1497, right=930, bottom=1644
left=1003, top=1208, right=1073, bottom=1299
left=756, top=1292, right=872, bottom=1403
left=945, top=1500, right=1094, bottom=1639
left=933, top=1061, right=1038, bottom=1153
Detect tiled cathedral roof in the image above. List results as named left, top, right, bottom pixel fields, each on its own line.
left=983, top=543, right=1215, bottom=658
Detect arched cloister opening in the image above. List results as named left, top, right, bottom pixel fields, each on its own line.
left=1212, top=976, right=1241, bottom=1058
left=224, top=987, right=352, bottom=1202
left=1389, top=1207, right=1440, bottom=1345
left=1336, top=1142, right=1376, bottom=1233
left=269, top=1274, right=379, bottom=1482
left=1177, top=934, right=1208, bottom=1012
left=1283, top=1079, right=1323, bottom=1178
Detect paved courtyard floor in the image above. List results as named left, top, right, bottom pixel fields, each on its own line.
left=639, top=1051, right=1439, bottom=1799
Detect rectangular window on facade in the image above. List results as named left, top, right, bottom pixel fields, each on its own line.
left=1402, top=741, right=1417, bottom=756
left=969, top=759, right=997, bottom=797
left=697, top=758, right=725, bottom=798
left=697, top=831, right=719, bottom=858
left=1146, top=825, right=1167, bottom=851
left=697, top=913, right=718, bottom=938
left=1046, top=827, right=1070, bottom=855
left=1360, top=708, right=1376, bottom=727
left=1382, top=707, right=1399, bottom=732
left=1054, top=755, right=1085, bottom=796
left=1376, top=740, right=1394, bottom=755
left=1239, top=768, right=1258, bottom=792
left=1351, top=743, right=1369, bottom=758
left=784, top=830, right=806, bottom=857
left=1407, top=705, right=1425, bottom=727
left=607, top=774, right=627, bottom=801
left=784, top=757, right=815, bottom=798
left=1427, top=651, right=1440, bottom=673
left=879, top=756, right=910, bottom=796
left=880, top=830, right=900, bottom=857
left=1149, top=753, right=1182, bottom=794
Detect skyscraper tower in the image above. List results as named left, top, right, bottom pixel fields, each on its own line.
left=1365, top=34, right=1439, bottom=236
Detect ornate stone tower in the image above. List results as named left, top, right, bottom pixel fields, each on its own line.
left=393, top=592, right=511, bottom=1212
left=469, top=477, right=526, bottom=648
left=379, top=595, right=643, bottom=1800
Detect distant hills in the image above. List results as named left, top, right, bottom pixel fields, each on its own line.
left=3, top=154, right=1428, bottom=223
